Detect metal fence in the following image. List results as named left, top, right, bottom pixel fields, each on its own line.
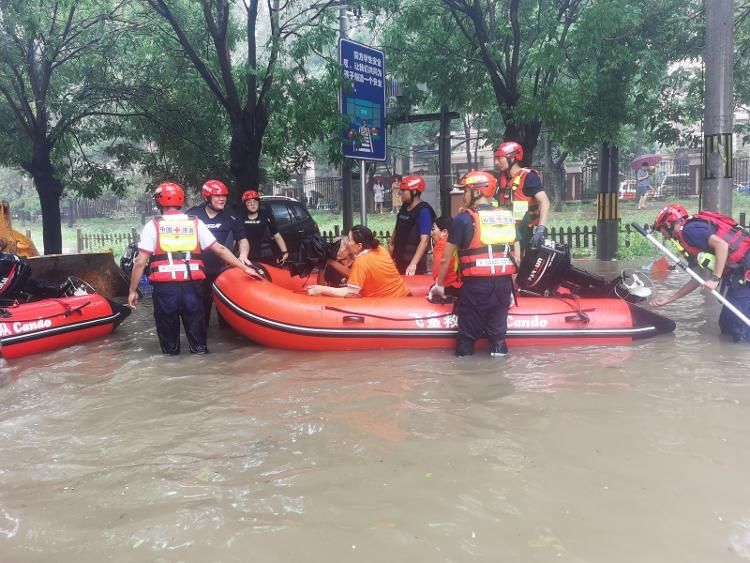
left=77, top=229, right=140, bottom=253
left=68, top=212, right=749, bottom=257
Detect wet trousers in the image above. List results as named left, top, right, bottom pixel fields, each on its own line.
left=152, top=281, right=207, bottom=355
left=455, top=276, right=513, bottom=356
left=718, top=272, right=750, bottom=343
left=202, top=274, right=228, bottom=327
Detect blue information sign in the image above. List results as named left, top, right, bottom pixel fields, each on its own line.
left=339, top=38, right=386, bottom=162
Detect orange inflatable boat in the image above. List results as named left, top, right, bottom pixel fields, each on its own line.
left=0, top=294, right=130, bottom=360
left=213, top=264, right=675, bottom=351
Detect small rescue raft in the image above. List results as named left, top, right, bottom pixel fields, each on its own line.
left=213, top=265, right=675, bottom=351
left=0, top=294, right=130, bottom=360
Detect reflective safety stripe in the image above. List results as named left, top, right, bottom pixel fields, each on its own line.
left=477, top=208, right=516, bottom=244
left=156, top=263, right=203, bottom=273
left=475, top=257, right=515, bottom=267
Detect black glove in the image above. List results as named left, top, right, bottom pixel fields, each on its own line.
left=530, top=225, right=547, bottom=248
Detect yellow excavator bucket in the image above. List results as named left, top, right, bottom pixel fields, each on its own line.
left=0, top=201, right=39, bottom=256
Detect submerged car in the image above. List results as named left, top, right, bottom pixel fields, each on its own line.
left=255, top=196, right=320, bottom=262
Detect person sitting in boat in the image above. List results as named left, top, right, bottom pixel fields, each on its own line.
left=241, top=190, right=289, bottom=264
left=650, top=204, right=750, bottom=343
left=306, top=225, right=410, bottom=298
left=316, top=234, right=354, bottom=287
left=431, top=216, right=462, bottom=297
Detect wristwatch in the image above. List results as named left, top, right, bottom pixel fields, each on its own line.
left=709, top=273, right=721, bottom=282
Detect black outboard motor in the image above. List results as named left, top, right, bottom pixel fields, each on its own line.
left=0, top=253, right=32, bottom=299
left=120, top=241, right=139, bottom=277
left=0, top=253, right=71, bottom=301
left=516, top=240, right=651, bottom=301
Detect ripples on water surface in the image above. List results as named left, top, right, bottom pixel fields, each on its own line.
left=1, top=269, right=750, bottom=562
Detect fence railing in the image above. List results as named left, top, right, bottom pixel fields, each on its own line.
left=76, top=228, right=139, bottom=253
left=55, top=210, right=750, bottom=255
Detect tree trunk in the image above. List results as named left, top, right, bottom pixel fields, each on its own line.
left=24, top=145, right=64, bottom=255
left=503, top=118, right=542, bottom=167
left=228, top=107, right=268, bottom=192
left=462, top=117, right=473, bottom=166
left=541, top=130, right=566, bottom=213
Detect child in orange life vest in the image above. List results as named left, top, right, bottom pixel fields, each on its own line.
left=431, top=216, right=462, bottom=297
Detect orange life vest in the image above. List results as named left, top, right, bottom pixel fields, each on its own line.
left=497, top=168, right=541, bottom=226
left=458, top=208, right=517, bottom=278
left=675, top=211, right=750, bottom=268
left=148, top=217, right=206, bottom=282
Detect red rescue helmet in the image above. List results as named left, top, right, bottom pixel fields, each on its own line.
left=653, top=204, right=688, bottom=231
left=459, top=170, right=497, bottom=199
left=242, top=190, right=261, bottom=202
left=154, top=182, right=184, bottom=207
left=494, top=141, right=524, bottom=162
left=201, top=179, right=230, bottom=199
left=400, top=175, right=426, bottom=193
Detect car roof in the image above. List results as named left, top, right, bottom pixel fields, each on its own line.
left=262, top=195, right=300, bottom=203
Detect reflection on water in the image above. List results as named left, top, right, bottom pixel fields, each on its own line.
left=1, top=265, right=749, bottom=562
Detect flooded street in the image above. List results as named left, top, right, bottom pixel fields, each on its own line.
left=1, top=267, right=750, bottom=562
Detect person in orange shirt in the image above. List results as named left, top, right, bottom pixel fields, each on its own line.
left=431, top=216, right=462, bottom=297
left=306, top=225, right=410, bottom=298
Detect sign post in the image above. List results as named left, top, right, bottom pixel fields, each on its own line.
left=339, top=38, right=386, bottom=227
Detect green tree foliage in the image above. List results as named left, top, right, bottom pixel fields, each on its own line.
left=0, top=0, right=136, bottom=253
left=549, top=0, right=703, bottom=154
left=382, top=0, right=582, bottom=162
left=734, top=2, right=750, bottom=145
left=142, top=0, right=343, bottom=194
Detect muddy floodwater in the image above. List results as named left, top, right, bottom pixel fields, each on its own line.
left=1, top=263, right=749, bottom=562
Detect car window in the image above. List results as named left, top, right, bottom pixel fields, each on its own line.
left=289, top=202, right=311, bottom=222
left=265, top=201, right=292, bottom=228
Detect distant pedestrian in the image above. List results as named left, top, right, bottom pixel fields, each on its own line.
left=636, top=163, right=651, bottom=209
left=373, top=180, right=384, bottom=214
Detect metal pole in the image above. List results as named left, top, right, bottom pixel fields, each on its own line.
left=339, top=7, right=353, bottom=233
left=438, top=105, right=452, bottom=217
left=702, top=0, right=734, bottom=215
left=360, top=160, right=367, bottom=226
left=596, top=143, right=619, bottom=260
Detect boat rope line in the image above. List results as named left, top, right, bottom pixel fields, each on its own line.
left=213, top=287, right=659, bottom=339
left=0, top=311, right=123, bottom=347
left=322, top=305, right=456, bottom=322
left=321, top=304, right=598, bottom=322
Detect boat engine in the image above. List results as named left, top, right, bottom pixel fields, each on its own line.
left=516, top=240, right=652, bottom=301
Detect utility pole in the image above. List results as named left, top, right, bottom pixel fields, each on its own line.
left=702, top=0, right=734, bottom=215
left=339, top=7, right=353, bottom=233
left=438, top=106, right=452, bottom=217
left=596, top=143, right=619, bottom=261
